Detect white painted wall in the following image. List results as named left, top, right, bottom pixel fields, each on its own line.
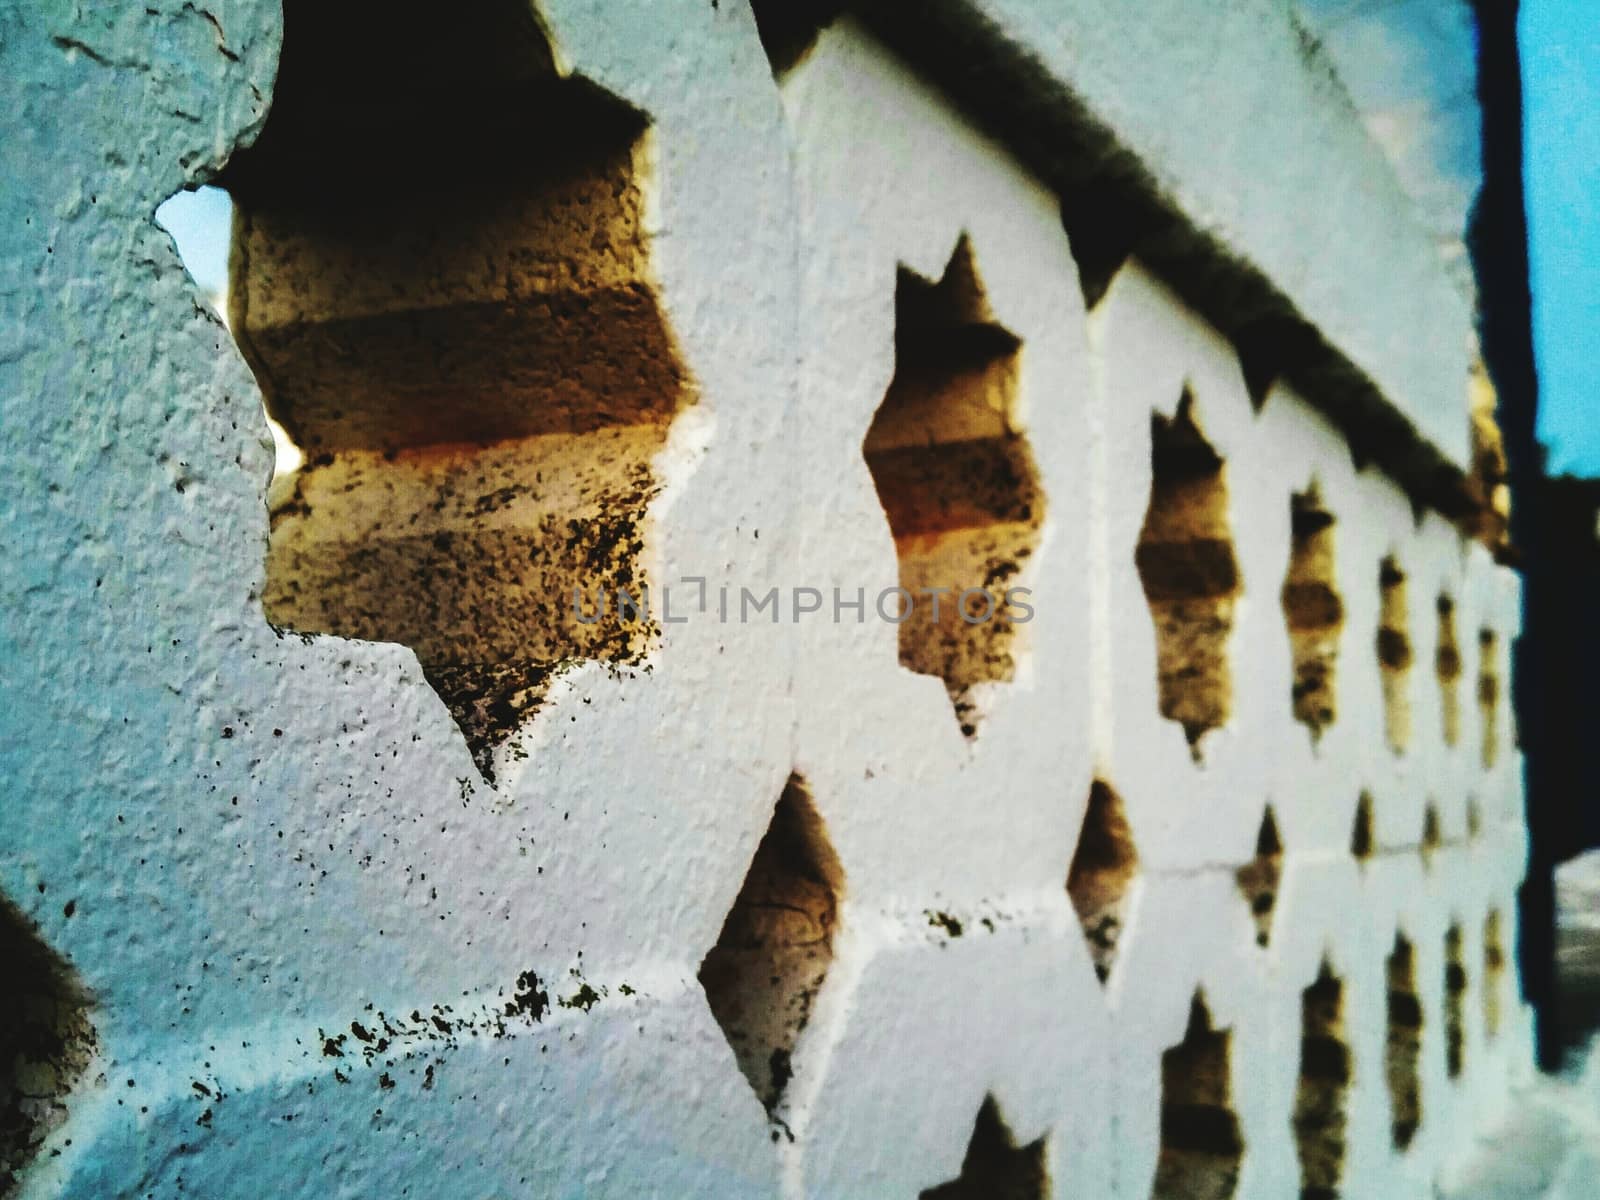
left=0, top=2, right=1526, bottom=1197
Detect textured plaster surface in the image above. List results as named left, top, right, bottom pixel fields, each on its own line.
left=912, top=0, right=1475, bottom=467
left=0, top=2, right=1527, bottom=1198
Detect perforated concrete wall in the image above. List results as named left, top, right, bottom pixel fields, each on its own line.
left=0, top=2, right=1528, bottom=1198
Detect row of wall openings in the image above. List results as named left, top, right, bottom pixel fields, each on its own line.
left=930, top=956, right=1501, bottom=1199
left=702, top=776, right=1504, bottom=1185
left=1377, top=568, right=1504, bottom=764
left=158, top=0, right=693, bottom=781
left=747, top=6, right=1501, bottom=775
left=1304, top=924, right=1494, bottom=1188
left=1154, top=932, right=1495, bottom=1198
left=1385, top=923, right=1482, bottom=1152
left=1355, top=792, right=1495, bottom=866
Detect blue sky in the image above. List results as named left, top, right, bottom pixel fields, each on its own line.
left=156, top=183, right=230, bottom=305
left=1523, top=0, right=1600, bottom=476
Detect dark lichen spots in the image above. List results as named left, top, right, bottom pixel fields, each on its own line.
left=926, top=910, right=964, bottom=939
left=863, top=236, right=1043, bottom=740
left=560, top=984, right=601, bottom=1013
left=505, top=970, right=550, bottom=1023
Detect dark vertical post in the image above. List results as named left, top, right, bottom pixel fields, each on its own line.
left=1468, top=0, right=1556, bottom=1066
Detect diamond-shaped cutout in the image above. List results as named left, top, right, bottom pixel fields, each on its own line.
left=1067, top=780, right=1141, bottom=984
left=2, top=894, right=95, bottom=1192
left=1386, top=933, right=1422, bottom=1151
left=1136, top=390, right=1240, bottom=757
left=921, top=1095, right=1047, bottom=1200
left=863, top=236, right=1044, bottom=739
left=1377, top=557, right=1413, bottom=755
left=1235, top=808, right=1283, bottom=948
left=189, top=0, right=692, bottom=782
left=1295, top=962, right=1351, bottom=1200
left=699, top=775, right=842, bottom=1116
left=1154, top=991, right=1244, bottom=1200
left=1281, top=484, right=1342, bottom=740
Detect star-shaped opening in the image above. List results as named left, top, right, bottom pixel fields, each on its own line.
left=1386, top=933, right=1423, bottom=1151
left=1153, top=991, right=1244, bottom=1200
left=1136, top=390, right=1240, bottom=758
left=921, top=1095, right=1048, bottom=1199
left=864, top=237, right=1044, bottom=740
left=211, top=0, right=692, bottom=782
left=1294, top=962, right=1351, bottom=1200
left=1282, top=484, right=1342, bottom=741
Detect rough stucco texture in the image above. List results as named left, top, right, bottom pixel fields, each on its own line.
left=0, top=2, right=1525, bottom=1198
